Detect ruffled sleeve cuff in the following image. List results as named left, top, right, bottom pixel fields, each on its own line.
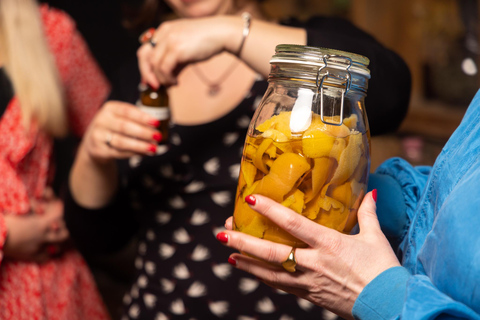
left=352, top=266, right=410, bottom=320
left=370, top=157, right=431, bottom=246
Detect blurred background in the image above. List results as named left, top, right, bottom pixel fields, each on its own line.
left=42, top=0, right=480, bottom=171
left=263, top=0, right=479, bottom=170
left=39, top=0, right=480, bottom=318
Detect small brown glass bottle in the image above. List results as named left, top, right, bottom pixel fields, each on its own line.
left=137, top=84, right=170, bottom=150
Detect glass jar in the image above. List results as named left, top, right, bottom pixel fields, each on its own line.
left=233, top=45, right=371, bottom=247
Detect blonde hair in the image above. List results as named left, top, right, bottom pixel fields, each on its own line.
left=0, top=0, right=67, bottom=137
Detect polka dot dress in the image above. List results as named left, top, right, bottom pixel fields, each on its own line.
left=119, top=80, right=341, bottom=320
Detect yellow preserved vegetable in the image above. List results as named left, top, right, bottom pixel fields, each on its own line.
left=233, top=111, right=369, bottom=247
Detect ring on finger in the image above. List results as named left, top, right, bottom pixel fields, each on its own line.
left=139, top=27, right=155, bottom=44
left=105, top=132, right=113, bottom=148
left=150, top=39, right=157, bottom=48
left=281, top=247, right=297, bottom=273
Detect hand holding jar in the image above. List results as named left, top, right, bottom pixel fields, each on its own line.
left=219, top=191, right=401, bottom=320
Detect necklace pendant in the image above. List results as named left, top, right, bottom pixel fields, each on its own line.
left=209, top=85, right=220, bottom=96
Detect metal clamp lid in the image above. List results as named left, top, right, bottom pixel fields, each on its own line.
left=316, top=54, right=352, bottom=126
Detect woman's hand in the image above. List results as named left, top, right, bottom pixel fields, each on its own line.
left=137, top=16, right=243, bottom=88
left=4, top=191, right=69, bottom=263
left=218, top=191, right=401, bottom=320
left=80, top=100, right=163, bottom=163
left=70, top=100, right=163, bottom=208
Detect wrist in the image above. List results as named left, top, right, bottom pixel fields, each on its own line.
left=77, top=140, right=114, bottom=168
left=236, top=12, right=251, bottom=56
left=70, top=143, right=119, bottom=208
left=220, top=15, right=250, bottom=55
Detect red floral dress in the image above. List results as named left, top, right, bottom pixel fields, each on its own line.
left=0, top=6, right=111, bottom=320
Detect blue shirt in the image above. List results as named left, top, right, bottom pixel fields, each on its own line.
left=353, top=89, right=480, bottom=319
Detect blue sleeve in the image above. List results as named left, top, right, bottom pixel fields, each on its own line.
left=359, top=160, right=480, bottom=319
left=368, top=158, right=431, bottom=248
left=402, top=164, right=480, bottom=319
left=352, top=266, right=410, bottom=320
left=353, top=268, right=480, bottom=320
left=401, top=276, right=480, bottom=319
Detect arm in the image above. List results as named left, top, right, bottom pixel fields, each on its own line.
left=220, top=191, right=480, bottom=320
left=69, top=101, right=161, bottom=208
left=138, top=15, right=306, bottom=87
left=138, top=15, right=411, bottom=135
left=353, top=269, right=480, bottom=320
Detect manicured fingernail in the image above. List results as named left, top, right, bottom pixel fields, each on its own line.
left=245, top=195, right=256, bottom=206
left=148, top=119, right=160, bottom=127
left=153, top=132, right=162, bottom=142
left=372, top=189, right=377, bottom=202
left=228, top=257, right=237, bottom=266
left=216, top=232, right=228, bottom=244
left=148, top=83, right=160, bottom=91
left=140, top=28, right=155, bottom=43
left=148, top=144, right=157, bottom=153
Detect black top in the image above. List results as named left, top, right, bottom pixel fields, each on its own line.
left=65, top=15, right=412, bottom=320
left=0, top=68, right=14, bottom=118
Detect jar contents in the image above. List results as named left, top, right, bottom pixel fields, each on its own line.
left=233, top=111, right=369, bottom=247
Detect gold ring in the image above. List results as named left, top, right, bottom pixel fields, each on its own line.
left=105, top=132, right=113, bottom=147
left=281, top=247, right=297, bottom=272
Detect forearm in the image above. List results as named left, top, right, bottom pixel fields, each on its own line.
left=69, top=143, right=119, bottom=209
left=222, top=16, right=306, bottom=78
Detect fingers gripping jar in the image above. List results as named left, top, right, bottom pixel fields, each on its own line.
left=233, top=45, right=371, bottom=247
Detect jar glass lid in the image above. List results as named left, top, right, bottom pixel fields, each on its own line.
left=270, top=44, right=371, bottom=78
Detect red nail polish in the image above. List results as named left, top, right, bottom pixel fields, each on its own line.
left=153, top=132, right=162, bottom=142
left=148, top=119, right=160, bottom=127
left=245, top=195, right=256, bottom=206
left=148, top=83, right=160, bottom=91
left=372, top=189, right=377, bottom=202
left=139, top=28, right=155, bottom=44
left=216, top=232, right=228, bottom=244
left=148, top=144, right=157, bottom=153
left=228, top=257, right=237, bottom=266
